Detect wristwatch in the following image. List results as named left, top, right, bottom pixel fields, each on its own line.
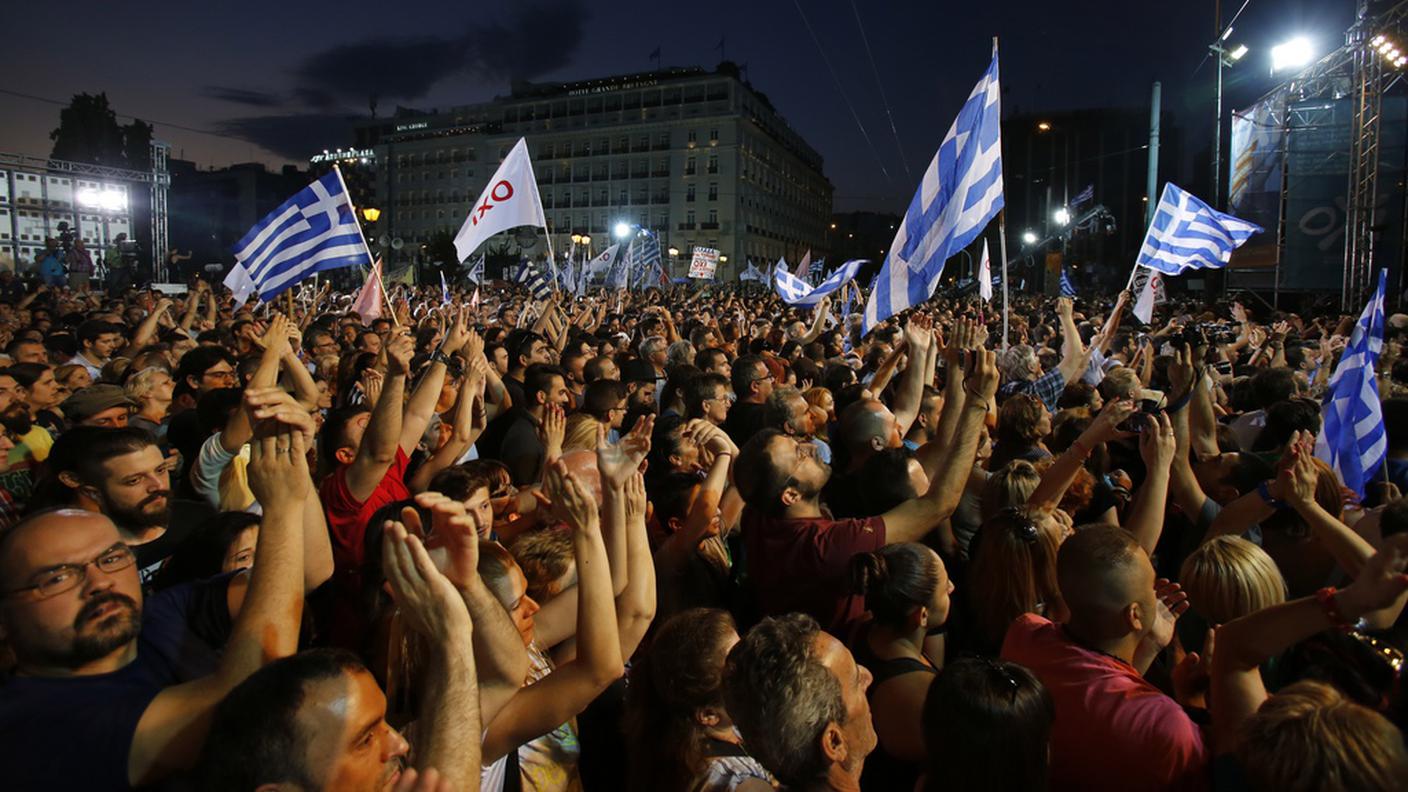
left=1255, top=480, right=1285, bottom=509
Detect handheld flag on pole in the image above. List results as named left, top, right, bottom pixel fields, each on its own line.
left=439, top=270, right=451, bottom=305
left=1059, top=268, right=1077, bottom=297
left=774, top=259, right=866, bottom=307
left=1315, top=269, right=1389, bottom=500
left=228, top=170, right=373, bottom=302
left=351, top=258, right=386, bottom=322
left=978, top=240, right=993, bottom=303
left=466, top=255, right=485, bottom=284
left=1131, top=266, right=1165, bottom=323
left=864, top=42, right=1004, bottom=333
left=1135, top=182, right=1262, bottom=275
left=453, top=138, right=548, bottom=263
left=795, top=250, right=813, bottom=283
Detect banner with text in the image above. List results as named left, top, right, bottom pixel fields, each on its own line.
left=688, top=247, right=719, bottom=280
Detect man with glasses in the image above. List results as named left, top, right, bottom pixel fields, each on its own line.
left=731, top=350, right=998, bottom=636
left=0, top=413, right=314, bottom=789
left=684, top=372, right=732, bottom=426
left=724, top=354, right=773, bottom=446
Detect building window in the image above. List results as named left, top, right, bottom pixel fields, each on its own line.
left=709, top=128, right=719, bottom=142
left=708, top=183, right=718, bottom=201
left=686, top=210, right=695, bottom=225
left=708, top=209, right=718, bottom=224
left=686, top=185, right=696, bottom=202
left=707, top=155, right=719, bottom=174
left=686, top=157, right=696, bottom=175
left=687, top=130, right=697, bottom=144
left=619, top=189, right=628, bottom=204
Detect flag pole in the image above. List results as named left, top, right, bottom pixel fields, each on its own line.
left=334, top=163, right=398, bottom=326
left=998, top=211, right=1010, bottom=351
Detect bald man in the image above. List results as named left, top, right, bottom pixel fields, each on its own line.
left=0, top=421, right=311, bottom=788
left=1000, top=525, right=1208, bottom=791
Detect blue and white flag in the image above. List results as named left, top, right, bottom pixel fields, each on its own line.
left=1060, top=268, right=1077, bottom=297
left=464, top=255, right=485, bottom=284
left=1069, top=184, right=1094, bottom=210
left=864, top=44, right=1004, bottom=333
left=632, top=231, right=665, bottom=290
left=526, top=266, right=554, bottom=301
left=1316, top=269, right=1389, bottom=500
left=775, top=259, right=865, bottom=307
left=1136, top=183, right=1262, bottom=275
left=585, top=243, right=621, bottom=284
left=739, top=261, right=766, bottom=283
left=228, top=171, right=371, bottom=302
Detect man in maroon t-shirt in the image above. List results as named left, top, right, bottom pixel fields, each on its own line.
left=731, top=343, right=997, bottom=636
left=1001, top=525, right=1208, bottom=791
left=318, top=318, right=469, bottom=646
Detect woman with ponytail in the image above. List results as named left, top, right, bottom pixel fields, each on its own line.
left=846, top=542, right=955, bottom=792
left=624, top=608, right=773, bottom=792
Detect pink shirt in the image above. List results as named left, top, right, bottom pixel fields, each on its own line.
left=1001, top=614, right=1209, bottom=791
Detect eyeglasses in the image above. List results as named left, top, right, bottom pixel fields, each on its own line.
left=2, top=543, right=136, bottom=600
left=980, top=657, right=1022, bottom=697
left=203, top=369, right=237, bottom=382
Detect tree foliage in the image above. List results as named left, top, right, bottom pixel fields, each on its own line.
left=49, top=93, right=153, bottom=170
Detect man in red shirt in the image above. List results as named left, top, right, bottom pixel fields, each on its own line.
left=1001, top=524, right=1208, bottom=791
left=318, top=316, right=470, bottom=646
left=732, top=340, right=997, bottom=636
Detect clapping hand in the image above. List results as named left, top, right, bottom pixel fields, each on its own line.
left=1138, top=411, right=1176, bottom=472
left=386, top=329, right=415, bottom=376
left=412, top=492, right=484, bottom=590
left=540, top=403, right=566, bottom=463
left=382, top=517, right=471, bottom=638
left=246, top=414, right=311, bottom=513
left=1083, top=399, right=1138, bottom=444
left=543, top=459, right=599, bottom=533
left=597, top=415, right=653, bottom=490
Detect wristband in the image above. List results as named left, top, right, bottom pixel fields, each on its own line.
left=1256, top=481, right=1284, bottom=510
left=1069, top=439, right=1092, bottom=459
left=1316, top=587, right=1363, bottom=631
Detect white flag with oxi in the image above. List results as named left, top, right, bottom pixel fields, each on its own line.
left=1131, top=266, right=1164, bottom=323
left=978, top=239, right=993, bottom=302
left=453, top=138, right=547, bottom=263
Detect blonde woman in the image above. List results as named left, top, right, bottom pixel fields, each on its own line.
left=562, top=412, right=604, bottom=453
left=125, top=366, right=176, bottom=441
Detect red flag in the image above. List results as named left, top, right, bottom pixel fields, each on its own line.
left=351, top=258, right=385, bottom=322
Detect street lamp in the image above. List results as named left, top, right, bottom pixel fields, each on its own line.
left=613, top=221, right=632, bottom=240
left=720, top=255, right=728, bottom=264
left=361, top=207, right=381, bottom=223
left=1053, top=208, right=1071, bottom=226
left=581, top=234, right=591, bottom=245
left=1036, top=121, right=1052, bottom=132
left=1271, top=37, right=1314, bottom=73
left=1022, top=230, right=1038, bottom=246
left=668, top=246, right=680, bottom=258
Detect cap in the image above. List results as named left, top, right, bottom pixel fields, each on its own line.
left=62, top=384, right=137, bottom=424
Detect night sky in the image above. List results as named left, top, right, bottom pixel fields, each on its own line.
left=0, top=0, right=1354, bottom=212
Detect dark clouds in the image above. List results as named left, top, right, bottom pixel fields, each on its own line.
left=208, top=0, right=587, bottom=160
left=202, top=86, right=283, bottom=107
left=293, top=0, right=589, bottom=104
left=211, top=113, right=358, bottom=160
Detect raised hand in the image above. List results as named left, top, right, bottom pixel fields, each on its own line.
left=543, top=458, right=600, bottom=532
left=624, top=471, right=647, bottom=524
left=414, top=492, right=484, bottom=588
left=539, top=403, right=566, bottom=463
left=1279, top=435, right=1320, bottom=509
left=1147, top=578, right=1189, bottom=652
left=966, top=348, right=1000, bottom=402
left=443, top=306, right=472, bottom=353
left=246, top=418, right=311, bottom=512
left=244, top=386, right=316, bottom=448
left=382, top=519, right=472, bottom=638
left=387, top=328, right=415, bottom=376
left=1084, top=399, right=1138, bottom=444
left=597, top=415, right=653, bottom=489
left=1338, top=534, right=1408, bottom=616
left=1056, top=296, right=1074, bottom=321
left=1138, top=411, right=1176, bottom=472
left=255, top=313, right=291, bottom=357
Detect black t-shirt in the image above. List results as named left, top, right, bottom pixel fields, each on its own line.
left=0, top=572, right=235, bottom=791
left=131, top=499, right=219, bottom=589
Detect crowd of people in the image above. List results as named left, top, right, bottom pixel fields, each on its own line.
left=2, top=270, right=1408, bottom=791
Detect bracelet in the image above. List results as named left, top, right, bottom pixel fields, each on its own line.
left=1316, top=587, right=1353, bottom=629
left=1256, top=481, right=1285, bottom=510
left=1069, top=439, right=1092, bottom=459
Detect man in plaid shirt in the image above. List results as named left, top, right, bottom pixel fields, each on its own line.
left=997, top=297, right=1092, bottom=412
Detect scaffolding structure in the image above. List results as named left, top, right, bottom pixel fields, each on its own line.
left=0, top=143, right=170, bottom=279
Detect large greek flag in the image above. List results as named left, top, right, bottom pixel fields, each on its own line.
left=1136, top=183, right=1262, bottom=275
left=1315, top=269, right=1388, bottom=500
left=864, top=44, right=1004, bottom=333
left=229, top=171, right=371, bottom=301
left=775, top=259, right=865, bottom=307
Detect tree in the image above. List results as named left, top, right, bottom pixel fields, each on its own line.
left=49, top=93, right=152, bottom=170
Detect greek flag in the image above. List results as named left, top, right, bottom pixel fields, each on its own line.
left=1316, top=269, right=1388, bottom=500
left=526, top=267, right=554, bottom=301
left=1060, top=268, right=1077, bottom=297
left=864, top=44, right=1004, bottom=333
left=775, top=259, right=865, bottom=307
left=1136, top=183, right=1262, bottom=275
left=229, top=171, right=371, bottom=301
left=466, top=255, right=485, bottom=284
left=632, top=232, right=665, bottom=290
left=1069, top=184, right=1094, bottom=209
left=739, top=261, right=766, bottom=283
